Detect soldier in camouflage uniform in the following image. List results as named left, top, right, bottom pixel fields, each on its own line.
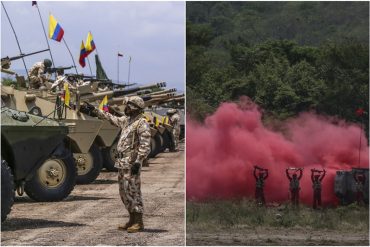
left=167, top=108, right=180, bottom=151
left=51, top=67, right=76, bottom=91
left=286, top=168, right=303, bottom=206
left=253, top=166, right=268, bottom=205
left=28, top=59, right=52, bottom=89
left=311, top=169, right=326, bottom=209
left=91, top=96, right=151, bottom=233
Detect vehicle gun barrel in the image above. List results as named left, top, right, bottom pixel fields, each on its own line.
left=146, top=88, right=177, bottom=96
left=80, top=82, right=166, bottom=102
left=1, top=48, right=50, bottom=69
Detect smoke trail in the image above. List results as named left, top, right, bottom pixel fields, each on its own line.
left=186, top=98, right=369, bottom=206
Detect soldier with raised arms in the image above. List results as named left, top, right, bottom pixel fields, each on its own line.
left=86, top=96, right=151, bottom=233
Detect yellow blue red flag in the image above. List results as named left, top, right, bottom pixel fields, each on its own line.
left=49, top=14, right=64, bottom=42
left=99, top=95, right=109, bottom=112
left=85, top=31, right=96, bottom=55
left=79, top=41, right=87, bottom=67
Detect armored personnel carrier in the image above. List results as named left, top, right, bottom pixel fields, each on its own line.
left=334, top=168, right=369, bottom=205
left=1, top=107, right=76, bottom=221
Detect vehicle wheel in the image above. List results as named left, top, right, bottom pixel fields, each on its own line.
left=151, top=132, right=163, bottom=158
left=161, top=129, right=173, bottom=151
left=1, top=160, right=15, bottom=222
left=148, top=137, right=157, bottom=158
left=102, top=141, right=118, bottom=172
left=25, top=152, right=76, bottom=202
left=74, top=143, right=103, bottom=184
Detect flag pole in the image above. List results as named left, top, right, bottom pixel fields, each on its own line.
left=86, top=56, right=93, bottom=76
left=127, top=56, right=131, bottom=86
left=1, top=2, right=30, bottom=82
left=117, top=54, right=120, bottom=84
left=34, top=3, right=56, bottom=69
left=62, top=38, right=78, bottom=74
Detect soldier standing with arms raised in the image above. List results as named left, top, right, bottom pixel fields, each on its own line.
left=311, top=169, right=326, bottom=209
left=286, top=168, right=303, bottom=207
left=87, top=96, right=151, bottom=233
left=253, top=166, right=268, bottom=205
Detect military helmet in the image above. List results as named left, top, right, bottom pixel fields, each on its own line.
left=43, top=59, right=52, bottom=68
left=127, top=96, right=145, bottom=110
left=167, top=108, right=177, bottom=115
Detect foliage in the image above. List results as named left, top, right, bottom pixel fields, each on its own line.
left=186, top=2, right=369, bottom=137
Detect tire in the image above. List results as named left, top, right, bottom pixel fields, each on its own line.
left=25, top=151, right=76, bottom=202
left=162, top=129, right=174, bottom=151
left=151, top=132, right=163, bottom=158
left=1, top=160, right=15, bottom=222
left=148, top=137, right=157, bottom=158
left=75, top=143, right=103, bottom=184
left=102, top=141, right=118, bottom=172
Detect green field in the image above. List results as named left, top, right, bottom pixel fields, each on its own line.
left=186, top=200, right=369, bottom=245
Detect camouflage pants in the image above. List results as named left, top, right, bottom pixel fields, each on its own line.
left=118, top=168, right=144, bottom=213
left=29, top=76, right=43, bottom=89
left=313, top=189, right=322, bottom=209
left=172, top=128, right=180, bottom=150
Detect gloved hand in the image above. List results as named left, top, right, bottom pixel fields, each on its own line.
left=131, top=161, right=141, bottom=176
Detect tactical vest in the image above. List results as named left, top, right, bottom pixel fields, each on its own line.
left=290, top=179, right=300, bottom=190
left=256, top=178, right=264, bottom=188
left=117, top=116, right=145, bottom=166
left=312, top=180, right=321, bottom=190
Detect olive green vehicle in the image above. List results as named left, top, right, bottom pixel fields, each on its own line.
left=1, top=53, right=169, bottom=182
left=1, top=107, right=76, bottom=222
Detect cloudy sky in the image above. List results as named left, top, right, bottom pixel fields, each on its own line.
left=1, top=1, right=185, bottom=91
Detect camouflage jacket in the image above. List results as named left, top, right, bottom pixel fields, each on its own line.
left=169, top=113, right=180, bottom=130
left=256, top=178, right=264, bottom=189
left=97, top=110, right=151, bottom=169
left=290, top=179, right=300, bottom=190
left=28, top=62, right=46, bottom=78
left=312, top=180, right=321, bottom=190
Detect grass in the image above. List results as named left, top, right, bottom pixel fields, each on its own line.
left=186, top=199, right=369, bottom=232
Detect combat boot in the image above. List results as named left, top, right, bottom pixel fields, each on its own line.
left=127, top=212, right=144, bottom=233
left=118, top=212, right=134, bottom=230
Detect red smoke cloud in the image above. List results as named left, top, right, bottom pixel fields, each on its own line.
left=186, top=98, right=369, bottom=206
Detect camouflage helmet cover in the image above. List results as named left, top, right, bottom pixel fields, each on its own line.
left=43, top=59, right=52, bottom=68
left=167, top=108, right=177, bottom=114
left=127, top=96, right=145, bottom=110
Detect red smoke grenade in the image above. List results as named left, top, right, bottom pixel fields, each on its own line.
left=186, top=98, right=369, bottom=206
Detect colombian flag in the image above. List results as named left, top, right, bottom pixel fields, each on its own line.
left=79, top=40, right=87, bottom=67
left=49, top=14, right=64, bottom=42
left=85, top=31, right=96, bottom=55
left=99, top=95, right=109, bottom=112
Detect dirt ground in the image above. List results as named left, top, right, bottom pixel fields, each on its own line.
left=1, top=143, right=184, bottom=246
left=186, top=227, right=369, bottom=246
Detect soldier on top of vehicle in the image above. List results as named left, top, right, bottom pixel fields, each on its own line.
left=28, top=59, right=52, bottom=89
